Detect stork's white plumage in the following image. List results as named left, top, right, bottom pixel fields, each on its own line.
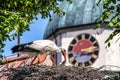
left=11, top=40, right=66, bottom=65
left=11, top=40, right=61, bottom=55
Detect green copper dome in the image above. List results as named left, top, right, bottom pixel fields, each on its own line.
left=44, top=0, right=103, bottom=39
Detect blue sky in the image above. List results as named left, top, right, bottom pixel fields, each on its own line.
left=2, top=14, right=49, bottom=58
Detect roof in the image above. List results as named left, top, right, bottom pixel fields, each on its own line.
left=43, top=0, right=103, bottom=39
left=0, top=54, right=55, bottom=80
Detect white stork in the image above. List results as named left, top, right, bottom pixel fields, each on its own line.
left=11, top=40, right=66, bottom=65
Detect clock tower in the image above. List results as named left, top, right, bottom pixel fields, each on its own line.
left=44, top=0, right=120, bottom=70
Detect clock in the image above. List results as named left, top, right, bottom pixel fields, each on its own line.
left=68, top=33, right=99, bottom=67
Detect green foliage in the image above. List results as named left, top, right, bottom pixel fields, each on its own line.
left=0, top=0, right=72, bottom=52
left=0, top=54, right=3, bottom=65
left=97, top=0, right=120, bottom=46
left=103, top=72, right=120, bottom=80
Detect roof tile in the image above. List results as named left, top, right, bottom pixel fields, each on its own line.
left=0, top=54, right=55, bottom=80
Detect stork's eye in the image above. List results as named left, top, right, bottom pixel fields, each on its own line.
left=63, top=49, right=66, bottom=52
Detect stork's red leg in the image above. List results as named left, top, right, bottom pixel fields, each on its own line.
left=51, top=56, right=56, bottom=66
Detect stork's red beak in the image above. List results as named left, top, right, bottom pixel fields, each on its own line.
left=61, top=49, right=67, bottom=62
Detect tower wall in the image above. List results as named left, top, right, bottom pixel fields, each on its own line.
left=57, top=28, right=120, bottom=70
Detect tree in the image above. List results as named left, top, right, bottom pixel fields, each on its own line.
left=97, top=0, right=120, bottom=46
left=0, top=54, right=3, bottom=65
left=0, top=0, right=72, bottom=52
left=1, top=0, right=119, bottom=52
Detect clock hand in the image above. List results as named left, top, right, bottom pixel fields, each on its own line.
left=81, top=46, right=98, bottom=53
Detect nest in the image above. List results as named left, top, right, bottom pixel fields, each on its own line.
left=7, top=65, right=119, bottom=80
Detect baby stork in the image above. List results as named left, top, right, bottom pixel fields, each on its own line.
left=11, top=40, right=66, bottom=65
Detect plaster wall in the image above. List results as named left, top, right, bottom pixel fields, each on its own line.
left=59, top=28, right=120, bottom=69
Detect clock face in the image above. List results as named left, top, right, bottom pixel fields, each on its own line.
left=68, top=33, right=99, bottom=67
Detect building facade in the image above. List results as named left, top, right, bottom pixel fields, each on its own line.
left=44, top=0, right=120, bottom=69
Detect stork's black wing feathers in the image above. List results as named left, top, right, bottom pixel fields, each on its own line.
left=11, top=41, right=41, bottom=53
